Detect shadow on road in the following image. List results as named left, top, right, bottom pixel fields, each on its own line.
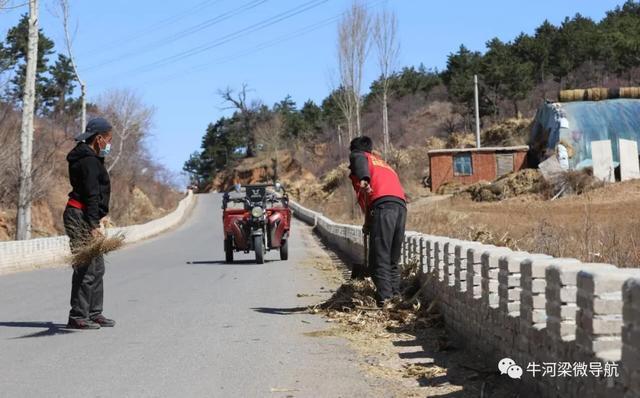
left=186, top=259, right=275, bottom=265
left=0, top=321, right=76, bottom=339
left=388, top=326, right=514, bottom=397
left=252, top=306, right=309, bottom=315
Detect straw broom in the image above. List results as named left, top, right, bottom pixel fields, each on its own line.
left=66, top=223, right=126, bottom=268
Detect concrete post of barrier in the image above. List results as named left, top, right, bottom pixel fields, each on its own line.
left=546, top=263, right=617, bottom=345
left=425, top=238, right=434, bottom=275
left=455, top=242, right=483, bottom=294
left=521, top=258, right=581, bottom=329
left=622, top=278, right=640, bottom=398
left=410, top=235, right=418, bottom=264
left=498, top=252, right=552, bottom=316
left=454, top=243, right=467, bottom=293
left=481, top=248, right=513, bottom=308
left=419, top=237, right=426, bottom=276
left=466, top=244, right=493, bottom=300
left=576, top=268, right=640, bottom=356
left=433, top=238, right=449, bottom=283
left=443, top=239, right=460, bottom=287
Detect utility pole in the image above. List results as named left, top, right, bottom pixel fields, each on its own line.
left=16, top=0, right=39, bottom=240
left=474, top=74, right=481, bottom=149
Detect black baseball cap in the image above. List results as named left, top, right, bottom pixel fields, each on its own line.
left=75, top=117, right=113, bottom=142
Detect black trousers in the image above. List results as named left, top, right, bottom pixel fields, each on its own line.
left=368, top=201, right=407, bottom=302
left=63, top=207, right=104, bottom=321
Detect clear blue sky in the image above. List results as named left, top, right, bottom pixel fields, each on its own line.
left=0, top=0, right=627, bottom=176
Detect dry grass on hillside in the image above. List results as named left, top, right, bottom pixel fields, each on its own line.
left=407, top=180, right=640, bottom=267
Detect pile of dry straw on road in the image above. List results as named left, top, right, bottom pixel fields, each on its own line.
left=309, top=259, right=444, bottom=338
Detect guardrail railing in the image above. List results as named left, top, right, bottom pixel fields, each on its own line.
left=287, top=198, right=640, bottom=398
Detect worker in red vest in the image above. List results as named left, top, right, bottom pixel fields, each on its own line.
left=349, top=136, right=407, bottom=306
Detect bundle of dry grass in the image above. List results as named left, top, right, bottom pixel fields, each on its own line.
left=446, top=132, right=475, bottom=148
left=316, top=279, right=378, bottom=311
left=437, top=180, right=465, bottom=195
left=321, top=163, right=349, bottom=193
left=559, top=87, right=640, bottom=102
left=68, top=232, right=126, bottom=268
left=481, top=118, right=532, bottom=147
left=556, top=169, right=604, bottom=195
left=467, top=225, right=521, bottom=250
left=464, top=169, right=545, bottom=202
left=540, top=168, right=604, bottom=199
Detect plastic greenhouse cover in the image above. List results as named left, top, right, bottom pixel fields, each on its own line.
left=529, top=99, right=640, bottom=169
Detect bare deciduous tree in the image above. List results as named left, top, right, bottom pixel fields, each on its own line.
left=219, top=83, right=259, bottom=157
left=328, top=81, right=353, bottom=152
left=55, top=0, right=87, bottom=130
left=1, top=105, right=59, bottom=231
left=255, top=113, right=284, bottom=183
left=373, top=7, right=399, bottom=160
left=96, top=89, right=154, bottom=173
left=336, top=0, right=371, bottom=143
left=0, top=105, right=20, bottom=205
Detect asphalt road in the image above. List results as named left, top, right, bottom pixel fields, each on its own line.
left=0, top=193, right=380, bottom=398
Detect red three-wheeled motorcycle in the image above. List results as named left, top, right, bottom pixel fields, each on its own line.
left=222, top=183, right=292, bottom=264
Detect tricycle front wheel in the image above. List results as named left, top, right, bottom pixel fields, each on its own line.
left=254, top=235, right=264, bottom=264
left=280, top=239, right=288, bottom=261
left=224, top=238, right=234, bottom=263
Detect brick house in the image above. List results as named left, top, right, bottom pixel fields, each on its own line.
left=428, top=146, right=529, bottom=192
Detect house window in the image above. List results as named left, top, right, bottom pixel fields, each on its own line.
left=453, top=153, right=473, bottom=176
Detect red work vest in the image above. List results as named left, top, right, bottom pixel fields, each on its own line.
left=350, top=152, right=406, bottom=212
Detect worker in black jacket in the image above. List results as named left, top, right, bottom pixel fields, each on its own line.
left=64, top=117, right=115, bottom=330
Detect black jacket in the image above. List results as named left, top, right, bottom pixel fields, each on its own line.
left=67, top=142, right=111, bottom=228
left=349, top=150, right=371, bottom=182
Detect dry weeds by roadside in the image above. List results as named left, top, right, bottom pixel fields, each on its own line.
left=303, top=255, right=520, bottom=397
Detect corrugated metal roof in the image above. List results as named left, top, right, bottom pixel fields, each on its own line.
left=530, top=98, right=640, bottom=169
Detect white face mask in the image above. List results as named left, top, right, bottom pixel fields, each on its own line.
left=99, top=142, right=112, bottom=157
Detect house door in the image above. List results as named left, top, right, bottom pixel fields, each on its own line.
left=496, top=153, right=514, bottom=176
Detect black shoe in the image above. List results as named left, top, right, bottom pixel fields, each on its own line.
left=91, top=315, right=116, bottom=327
left=67, top=318, right=101, bottom=330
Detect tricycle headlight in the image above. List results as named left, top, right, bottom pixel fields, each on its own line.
left=251, top=207, right=264, bottom=218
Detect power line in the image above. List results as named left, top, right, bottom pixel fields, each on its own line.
left=82, top=0, right=266, bottom=73
left=129, top=19, right=338, bottom=89
left=92, top=0, right=390, bottom=91
left=0, top=1, right=28, bottom=10
left=129, top=0, right=383, bottom=89
left=193, top=0, right=384, bottom=72
left=126, top=0, right=328, bottom=76
left=80, top=0, right=224, bottom=57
